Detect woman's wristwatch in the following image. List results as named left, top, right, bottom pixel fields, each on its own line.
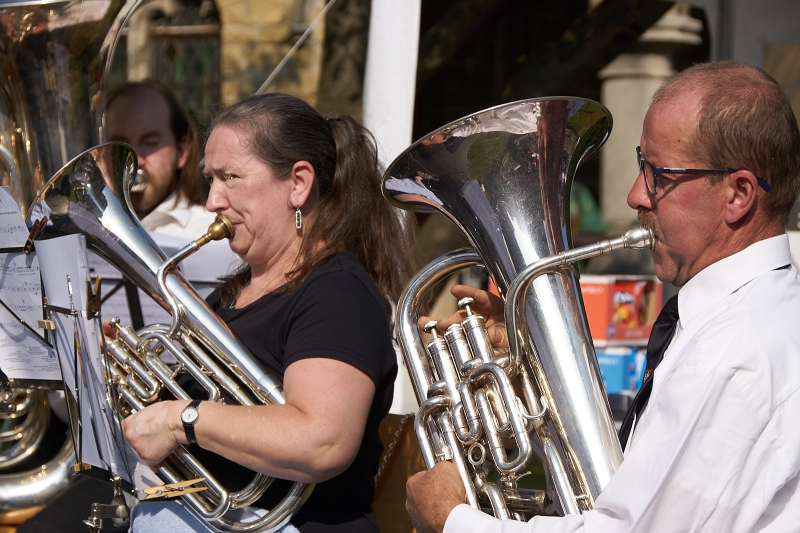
left=180, top=399, right=202, bottom=444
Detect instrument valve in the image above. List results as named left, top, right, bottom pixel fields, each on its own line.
left=423, top=320, right=440, bottom=338
left=467, top=442, right=487, bottom=467
left=457, top=297, right=476, bottom=316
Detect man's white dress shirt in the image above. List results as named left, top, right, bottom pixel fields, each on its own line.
left=140, top=191, right=217, bottom=239
left=445, top=235, right=800, bottom=533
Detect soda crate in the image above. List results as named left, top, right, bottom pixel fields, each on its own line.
left=596, top=346, right=647, bottom=395
left=580, top=275, right=663, bottom=347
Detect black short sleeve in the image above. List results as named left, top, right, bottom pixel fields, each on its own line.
left=206, top=253, right=398, bottom=531
left=281, top=261, right=393, bottom=386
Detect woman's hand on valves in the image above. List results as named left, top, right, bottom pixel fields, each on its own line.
left=417, top=284, right=508, bottom=348
left=122, top=400, right=190, bottom=469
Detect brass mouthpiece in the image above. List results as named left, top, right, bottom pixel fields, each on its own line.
left=196, top=215, right=235, bottom=247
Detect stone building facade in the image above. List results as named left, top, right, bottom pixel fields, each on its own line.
left=215, top=0, right=326, bottom=105
left=120, top=0, right=327, bottom=114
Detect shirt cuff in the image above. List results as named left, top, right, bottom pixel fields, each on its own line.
left=444, top=504, right=503, bottom=533
left=444, top=504, right=585, bottom=533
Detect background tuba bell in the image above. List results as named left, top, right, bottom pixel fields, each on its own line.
left=384, top=98, right=651, bottom=519
left=0, top=0, right=142, bottom=514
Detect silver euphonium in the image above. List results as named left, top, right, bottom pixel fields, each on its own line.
left=28, top=143, right=313, bottom=532
left=383, top=98, right=654, bottom=520
left=0, top=0, right=142, bottom=513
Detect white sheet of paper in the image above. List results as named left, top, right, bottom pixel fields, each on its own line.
left=48, top=305, right=104, bottom=470
left=36, top=236, right=88, bottom=312
left=0, top=252, right=59, bottom=380
left=0, top=187, right=29, bottom=248
left=37, top=234, right=160, bottom=486
left=87, top=229, right=233, bottom=329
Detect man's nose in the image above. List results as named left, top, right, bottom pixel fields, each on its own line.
left=627, top=171, right=653, bottom=211
left=130, top=144, right=145, bottom=169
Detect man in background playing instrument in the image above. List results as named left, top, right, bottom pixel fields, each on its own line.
left=103, top=80, right=237, bottom=323
left=405, top=60, right=800, bottom=532
left=20, top=82, right=236, bottom=533
left=106, top=79, right=238, bottom=283
left=106, top=80, right=212, bottom=237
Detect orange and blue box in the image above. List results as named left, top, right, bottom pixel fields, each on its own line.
left=580, top=275, right=663, bottom=347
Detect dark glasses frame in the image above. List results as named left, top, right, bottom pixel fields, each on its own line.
left=636, top=146, right=771, bottom=195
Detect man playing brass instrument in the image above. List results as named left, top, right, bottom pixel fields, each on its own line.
left=106, top=80, right=211, bottom=236
left=406, top=60, right=800, bottom=532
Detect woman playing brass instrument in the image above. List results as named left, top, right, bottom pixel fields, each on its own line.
left=122, top=93, right=416, bottom=533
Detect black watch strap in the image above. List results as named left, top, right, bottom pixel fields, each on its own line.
left=182, top=399, right=202, bottom=444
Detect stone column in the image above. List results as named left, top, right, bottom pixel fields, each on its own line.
left=598, top=3, right=702, bottom=235
left=362, top=0, right=423, bottom=415
left=362, top=0, right=422, bottom=169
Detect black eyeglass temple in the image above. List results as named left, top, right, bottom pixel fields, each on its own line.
left=636, top=147, right=771, bottom=192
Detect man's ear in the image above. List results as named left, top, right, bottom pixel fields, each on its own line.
left=289, top=160, right=316, bottom=208
left=724, top=170, right=759, bottom=225
left=176, top=135, right=190, bottom=170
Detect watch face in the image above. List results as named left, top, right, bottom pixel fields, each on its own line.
left=182, top=407, right=199, bottom=424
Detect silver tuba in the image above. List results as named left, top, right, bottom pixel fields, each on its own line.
left=383, top=98, right=653, bottom=519
left=0, top=0, right=142, bottom=513
left=29, top=143, right=313, bottom=532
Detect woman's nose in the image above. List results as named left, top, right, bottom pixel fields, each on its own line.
left=206, top=180, right=228, bottom=212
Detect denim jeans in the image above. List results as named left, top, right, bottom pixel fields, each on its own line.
left=129, top=500, right=300, bottom=533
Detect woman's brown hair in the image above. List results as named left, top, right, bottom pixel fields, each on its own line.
left=211, top=93, right=417, bottom=317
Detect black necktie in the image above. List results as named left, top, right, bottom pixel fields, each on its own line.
left=618, top=294, right=680, bottom=449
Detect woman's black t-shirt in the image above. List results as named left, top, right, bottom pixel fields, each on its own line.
left=195, top=252, right=397, bottom=533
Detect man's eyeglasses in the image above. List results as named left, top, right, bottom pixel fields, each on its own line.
left=636, top=146, right=771, bottom=195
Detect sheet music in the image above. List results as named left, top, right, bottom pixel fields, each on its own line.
left=0, top=187, right=28, bottom=248
left=36, top=226, right=234, bottom=494
left=0, top=186, right=58, bottom=380
left=0, top=252, right=59, bottom=380
left=151, top=232, right=239, bottom=283
left=36, top=235, right=160, bottom=489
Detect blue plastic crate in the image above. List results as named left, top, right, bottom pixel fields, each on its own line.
left=596, top=347, right=646, bottom=395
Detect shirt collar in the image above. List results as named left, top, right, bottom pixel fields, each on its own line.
left=143, top=191, right=191, bottom=228
left=678, top=234, right=792, bottom=327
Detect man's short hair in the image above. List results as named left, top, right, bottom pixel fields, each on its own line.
left=652, top=60, right=800, bottom=223
left=107, top=80, right=205, bottom=207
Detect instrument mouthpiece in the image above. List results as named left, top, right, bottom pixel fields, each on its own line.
left=129, top=168, right=148, bottom=193
left=195, top=215, right=235, bottom=247
left=623, top=226, right=655, bottom=250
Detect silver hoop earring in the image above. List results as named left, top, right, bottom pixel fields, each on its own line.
left=295, top=206, right=302, bottom=229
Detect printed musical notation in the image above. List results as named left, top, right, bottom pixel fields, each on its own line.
left=0, top=187, right=28, bottom=248
left=0, top=189, right=57, bottom=381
